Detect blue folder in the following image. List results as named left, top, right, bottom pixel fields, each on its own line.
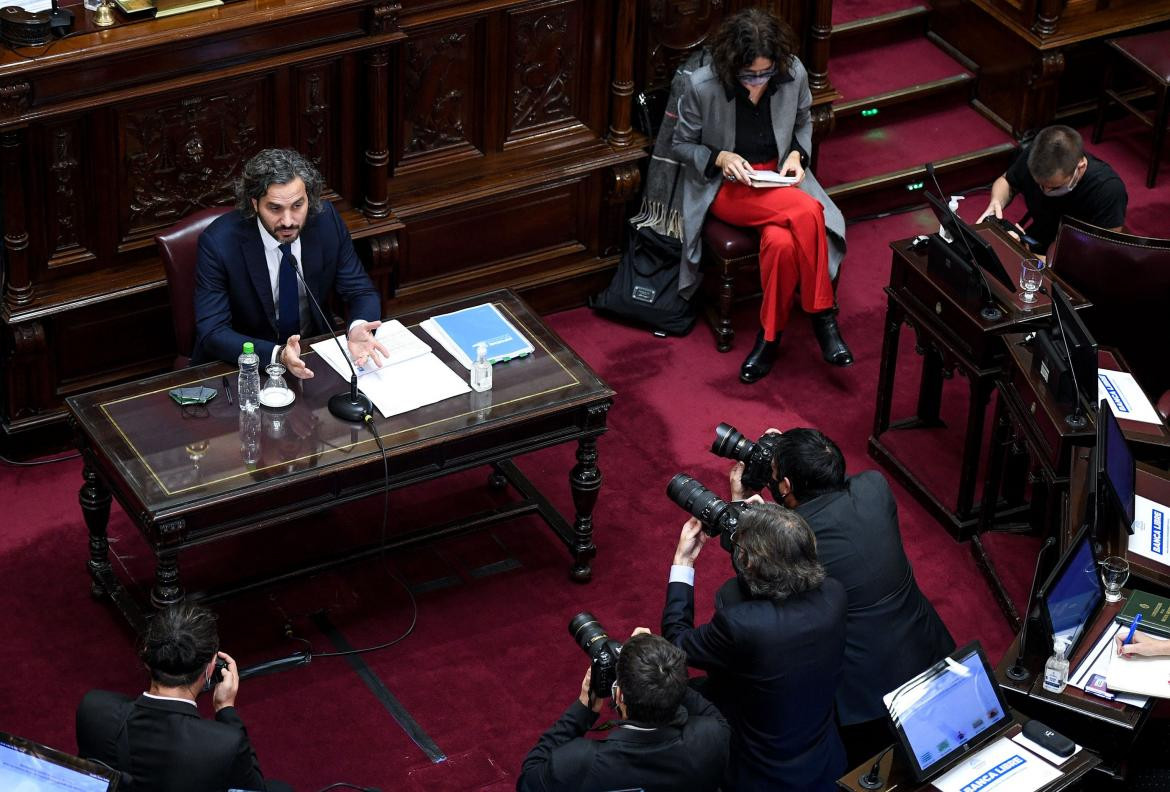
left=427, top=303, right=534, bottom=366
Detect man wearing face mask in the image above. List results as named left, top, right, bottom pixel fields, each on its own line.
left=728, top=428, right=955, bottom=768
left=976, top=125, right=1127, bottom=254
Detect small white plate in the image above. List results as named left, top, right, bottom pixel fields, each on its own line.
left=259, top=388, right=295, bottom=408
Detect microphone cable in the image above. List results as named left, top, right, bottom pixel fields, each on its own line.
left=309, top=413, right=419, bottom=659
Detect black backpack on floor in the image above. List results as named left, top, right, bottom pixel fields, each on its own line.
left=589, top=224, right=697, bottom=336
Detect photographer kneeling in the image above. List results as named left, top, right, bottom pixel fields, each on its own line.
left=726, top=426, right=955, bottom=766
left=517, top=631, right=729, bottom=792
left=662, top=498, right=847, bottom=791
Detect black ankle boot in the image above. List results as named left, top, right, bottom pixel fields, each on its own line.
left=740, top=330, right=781, bottom=384
left=810, top=311, right=853, bottom=367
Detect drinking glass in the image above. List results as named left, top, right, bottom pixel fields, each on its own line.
left=1019, top=257, right=1044, bottom=303
left=1100, top=556, right=1130, bottom=603
left=259, top=363, right=294, bottom=408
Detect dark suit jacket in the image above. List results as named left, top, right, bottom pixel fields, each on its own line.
left=516, top=688, right=729, bottom=792
left=797, top=471, right=955, bottom=725
left=662, top=577, right=847, bottom=792
left=76, top=690, right=266, bottom=792
left=193, top=202, right=381, bottom=366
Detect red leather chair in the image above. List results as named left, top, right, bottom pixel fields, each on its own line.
left=1092, top=29, right=1170, bottom=188
left=1049, top=216, right=1170, bottom=403
left=155, top=206, right=233, bottom=369
left=701, top=218, right=760, bottom=352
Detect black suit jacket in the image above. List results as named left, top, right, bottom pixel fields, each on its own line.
left=193, top=202, right=381, bottom=366
left=797, top=471, right=955, bottom=725
left=662, top=577, right=847, bottom=792
left=516, top=688, right=729, bottom=792
left=76, top=691, right=266, bottom=792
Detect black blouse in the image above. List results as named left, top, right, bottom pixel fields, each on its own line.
left=704, top=75, right=809, bottom=178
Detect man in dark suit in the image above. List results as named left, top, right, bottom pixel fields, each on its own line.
left=729, top=427, right=955, bottom=766
left=517, top=632, right=729, bottom=792
left=76, top=604, right=277, bottom=792
left=662, top=502, right=847, bottom=792
left=194, top=148, right=388, bottom=377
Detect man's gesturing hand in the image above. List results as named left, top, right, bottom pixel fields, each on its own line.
left=281, top=335, right=314, bottom=379
left=347, top=320, right=390, bottom=370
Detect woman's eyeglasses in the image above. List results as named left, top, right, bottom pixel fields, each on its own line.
left=737, top=67, right=776, bottom=86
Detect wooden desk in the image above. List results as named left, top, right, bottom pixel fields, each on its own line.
left=975, top=345, right=1170, bottom=627
left=836, top=716, right=1100, bottom=791
left=869, top=228, right=1085, bottom=539
left=996, top=594, right=1154, bottom=780
left=66, top=290, right=613, bottom=632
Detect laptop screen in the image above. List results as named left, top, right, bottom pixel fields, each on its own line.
left=0, top=733, right=115, bottom=792
left=884, top=642, right=1012, bottom=782
left=1039, top=527, right=1104, bottom=657
left=1101, top=401, right=1137, bottom=529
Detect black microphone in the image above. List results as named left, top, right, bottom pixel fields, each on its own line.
left=1049, top=282, right=1088, bottom=429
left=1006, top=536, right=1057, bottom=682
left=858, top=744, right=895, bottom=790
left=287, top=256, right=375, bottom=422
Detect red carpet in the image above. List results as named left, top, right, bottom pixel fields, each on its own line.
left=830, top=36, right=970, bottom=102
left=832, top=0, right=924, bottom=27
left=1, top=126, right=1166, bottom=792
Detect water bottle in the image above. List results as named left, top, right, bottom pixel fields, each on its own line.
left=1042, top=638, right=1069, bottom=694
left=470, top=341, right=492, bottom=393
left=238, top=408, right=261, bottom=466
left=237, top=341, right=260, bottom=412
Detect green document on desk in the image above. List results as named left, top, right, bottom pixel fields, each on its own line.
left=1117, top=590, right=1170, bottom=638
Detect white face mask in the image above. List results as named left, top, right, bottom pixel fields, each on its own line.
left=1042, top=159, right=1084, bottom=197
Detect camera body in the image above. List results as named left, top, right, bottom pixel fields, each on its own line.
left=711, top=423, right=781, bottom=492
left=569, top=613, right=623, bottom=699
left=667, top=473, right=744, bottom=539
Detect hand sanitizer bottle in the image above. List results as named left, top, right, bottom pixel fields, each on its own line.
left=471, top=342, right=492, bottom=392
left=939, top=195, right=964, bottom=243
left=1042, top=638, right=1069, bottom=694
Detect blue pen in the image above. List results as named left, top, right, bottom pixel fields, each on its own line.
left=1124, top=613, right=1142, bottom=646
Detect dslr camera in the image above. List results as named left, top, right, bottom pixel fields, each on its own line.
left=710, top=423, right=780, bottom=492
left=569, top=613, right=622, bottom=699
left=666, top=473, right=744, bottom=540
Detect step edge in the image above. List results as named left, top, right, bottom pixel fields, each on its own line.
left=835, top=73, right=974, bottom=116
left=825, top=142, right=1018, bottom=197
left=832, top=4, right=929, bottom=36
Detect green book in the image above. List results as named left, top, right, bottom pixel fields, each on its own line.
left=1116, top=589, right=1170, bottom=638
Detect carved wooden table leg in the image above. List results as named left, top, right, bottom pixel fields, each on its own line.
left=568, top=436, right=602, bottom=582
left=150, top=519, right=186, bottom=609
left=80, top=458, right=113, bottom=600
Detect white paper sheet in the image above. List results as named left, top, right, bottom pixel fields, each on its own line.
left=1107, top=631, right=1170, bottom=698
left=1099, top=369, right=1163, bottom=425
left=310, top=335, right=470, bottom=418
left=1068, top=622, right=1149, bottom=707
left=1128, top=494, right=1170, bottom=565
left=931, top=737, right=1059, bottom=792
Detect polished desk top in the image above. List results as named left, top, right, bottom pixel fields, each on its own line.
left=67, top=290, right=613, bottom=525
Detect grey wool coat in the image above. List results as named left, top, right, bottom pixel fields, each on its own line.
left=671, top=58, right=846, bottom=294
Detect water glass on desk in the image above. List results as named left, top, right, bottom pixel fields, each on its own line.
left=1019, top=257, right=1044, bottom=303
left=1101, top=556, right=1130, bottom=602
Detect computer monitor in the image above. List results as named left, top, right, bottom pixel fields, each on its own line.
left=0, top=731, right=117, bottom=791
left=1098, top=397, right=1137, bottom=533
left=883, top=641, right=1013, bottom=783
left=1033, top=282, right=1097, bottom=412
left=1036, top=526, right=1105, bottom=657
left=922, top=188, right=1016, bottom=293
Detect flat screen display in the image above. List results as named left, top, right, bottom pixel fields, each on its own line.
left=884, top=642, right=1012, bottom=782
left=0, top=738, right=113, bottom=792
left=1038, top=527, right=1104, bottom=657
left=1101, top=401, right=1137, bottom=529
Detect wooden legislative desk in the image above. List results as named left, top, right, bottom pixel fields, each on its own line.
left=869, top=227, right=1086, bottom=540
left=836, top=715, right=1100, bottom=791
left=996, top=592, right=1154, bottom=782
left=66, top=289, right=613, bottom=632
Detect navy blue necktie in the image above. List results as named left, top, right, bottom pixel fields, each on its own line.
left=277, top=243, right=300, bottom=341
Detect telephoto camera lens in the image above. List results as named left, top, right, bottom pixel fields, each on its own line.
left=710, top=423, right=779, bottom=492
left=568, top=612, right=621, bottom=698
left=666, top=473, right=741, bottom=537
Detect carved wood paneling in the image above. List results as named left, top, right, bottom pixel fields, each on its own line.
left=294, top=63, right=338, bottom=190
left=506, top=2, right=581, bottom=139
left=120, top=83, right=264, bottom=237
left=400, top=24, right=478, bottom=161
left=641, top=0, right=723, bottom=93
